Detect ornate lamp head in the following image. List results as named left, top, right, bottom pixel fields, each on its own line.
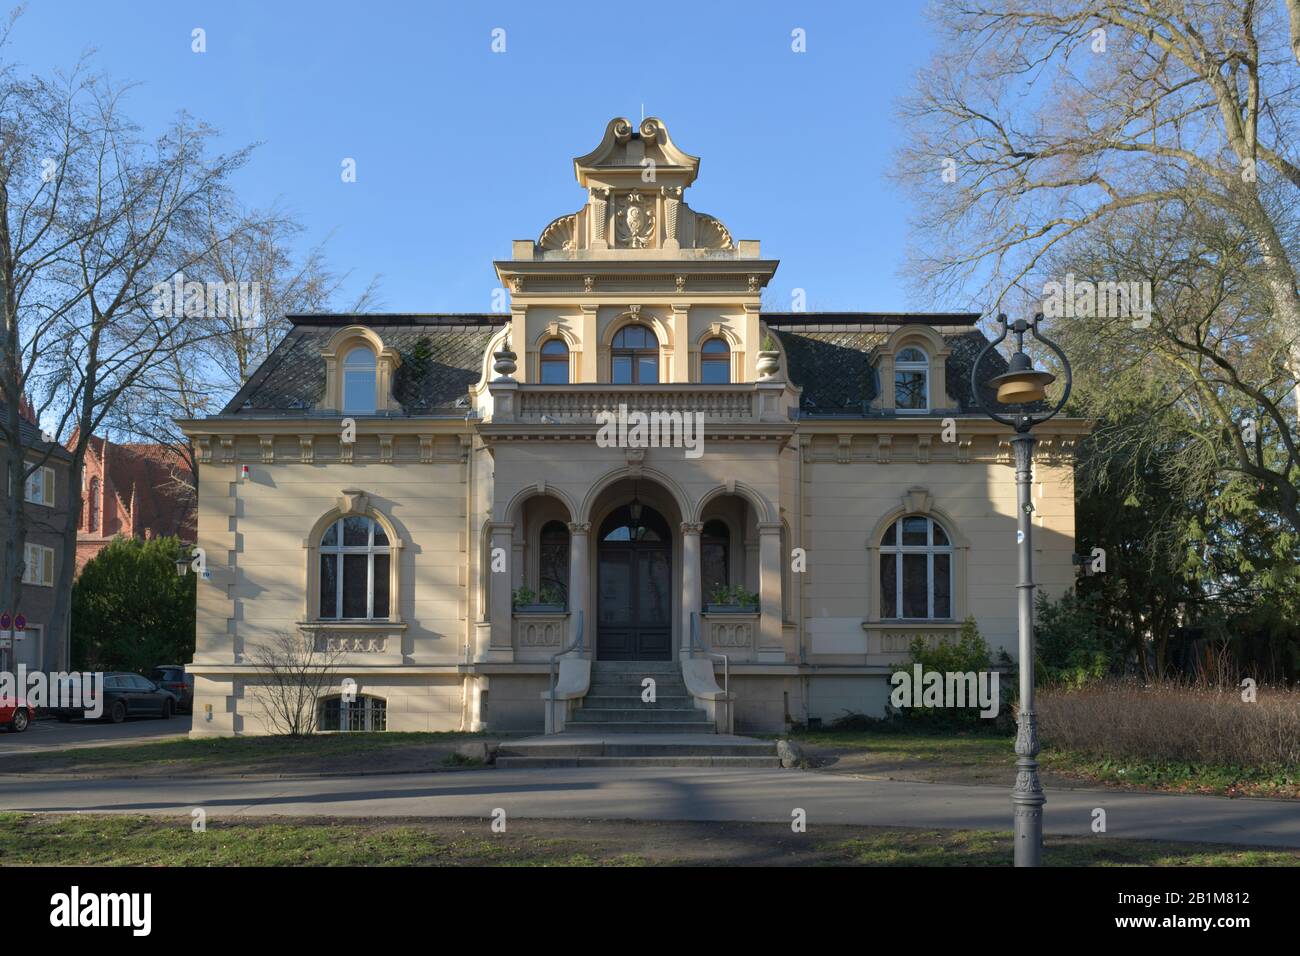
left=971, top=313, right=1071, bottom=432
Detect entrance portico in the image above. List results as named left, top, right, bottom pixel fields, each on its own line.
left=491, top=464, right=784, bottom=668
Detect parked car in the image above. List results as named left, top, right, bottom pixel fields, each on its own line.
left=1, top=697, right=34, bottom=733
left=150, top=665, right=195, bottom=713
left=52, top=672, right=179, bottom=724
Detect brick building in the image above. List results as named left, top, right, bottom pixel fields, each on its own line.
left=73, top=435, right=196, bottom=572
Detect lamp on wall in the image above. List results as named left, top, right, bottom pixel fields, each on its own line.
left=970, top=312, right=1072, bottom=868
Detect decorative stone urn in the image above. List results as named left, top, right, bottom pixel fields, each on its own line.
left=756, top=350, right=781, bottom=379
left=492, top=338, right=518, bottom=380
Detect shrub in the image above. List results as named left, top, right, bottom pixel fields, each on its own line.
left=895, top=617, right=1012, bottom=731
left=1038, top=680, right=1300, bottom=768
left=1034, top=590, right=1110, bottom=688
left=71, top=535, right=196, bottom=672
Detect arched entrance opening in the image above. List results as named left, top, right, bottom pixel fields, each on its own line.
left=597, top=503, right=673, bottom=660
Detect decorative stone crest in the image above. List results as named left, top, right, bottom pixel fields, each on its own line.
left=615, top=191, right=656, bottom=248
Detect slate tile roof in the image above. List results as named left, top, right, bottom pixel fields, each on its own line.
left=221, top=315, right=506, bottom=416
left=763, top=314, right=1009, bottom=415
left=0, top=401, right=73, bottom=461
left=220, top=312, right=1010, bottom=418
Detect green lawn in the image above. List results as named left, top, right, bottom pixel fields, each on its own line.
left=789, top=727, right=1300, bottom=797
left=1, top=813, right=1292, bottom=867
left=5, top=731, right=495, bottom=777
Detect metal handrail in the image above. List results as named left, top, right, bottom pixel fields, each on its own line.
left=546, top=609, right=584, bottom=734
left=689, top=611, right=729, bottom=699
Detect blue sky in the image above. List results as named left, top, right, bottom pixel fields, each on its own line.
left=16, top=0, right=941, bottom=314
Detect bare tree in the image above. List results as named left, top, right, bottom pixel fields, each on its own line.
left=248, top=629, right=344, bottom=736
left=0, top=19, right=254, bottom=668
left=896, top=0, right=1300, bottom=417
left=109, top=211, right=381, bottom=484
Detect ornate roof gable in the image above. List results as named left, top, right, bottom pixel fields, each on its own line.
left=534, top=116, right=739, bottom=257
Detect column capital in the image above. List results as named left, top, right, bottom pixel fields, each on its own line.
left=488, top=521, right=515, bottom=534
left=680, top=521, right=704, bottom=535
left=756, top=521, right=783, bottom=534
left=568, top=521, right=591, bottom=535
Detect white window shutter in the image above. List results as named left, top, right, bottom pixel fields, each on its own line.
left=43, top=467, right=54, bottom=507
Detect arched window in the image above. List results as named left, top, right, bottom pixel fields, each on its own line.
left=611, top=325, right=659, bottom=384
left=880, top=515, right=952, bottom=619
left=600, top=504, right=669, bottom=542
left=320, top=694, right=387, bottom=732
left=87, top=477, right=100, bottom=532
left=538, top=520, right=570, bottom=606
left=894, top=346, right=929, bottom=413
left=701, top=519, right=730, bottom=598
left=539, top=339, right=570, bottom=384
left=342, top=347, right=377, bottom=414
left=318, top=515, right=391, bottom=620
left=700, top=337, right=730, bottom=384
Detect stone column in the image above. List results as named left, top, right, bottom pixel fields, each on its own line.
left=486, top=521, right=515, bottom=661
left=680, top=522, right=703, bottom=658
left=567, top=522, right=590, bottom=655
left=757, top=521, right=784, bottom=662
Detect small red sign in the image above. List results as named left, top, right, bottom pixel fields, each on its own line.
left=13, top=614, right=25, bottom=632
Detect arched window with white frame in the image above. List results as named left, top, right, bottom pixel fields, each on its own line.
left=318, top=515, right=391, bottom=620
left=342, top=347, right=377, bottom=414
left=879, top=514, right=952, bottom=620
left=894, top=346, right=929, bottom=413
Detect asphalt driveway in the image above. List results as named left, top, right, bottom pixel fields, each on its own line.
left=0, top=712, right=192, bottom=755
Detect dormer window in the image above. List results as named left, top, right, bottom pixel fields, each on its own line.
left=894, top=346, right=929, bottom=413
left=342, top=347, right=377, bottom=414
left=700, top=337, right=730, bottom=384
left=540, top=339, right=570, bottom=384
left=318, top=326, right=400, bottom=416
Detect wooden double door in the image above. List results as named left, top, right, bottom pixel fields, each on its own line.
left=596, top=504, right=673, bottom=661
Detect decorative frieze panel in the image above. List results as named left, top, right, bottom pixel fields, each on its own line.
left=315, top=634, right=388, bottom=654
left=708, top=617, right=754, bottom=648
left=867, top=624, right=963, bottom=655
left=514, top=613, right=567, bottom=653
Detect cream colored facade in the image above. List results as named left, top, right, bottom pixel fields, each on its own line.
left=180, top=118, right=1089, bottom=736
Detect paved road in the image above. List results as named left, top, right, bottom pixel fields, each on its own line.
left=0, top=714, right=191, bottom=755
left=2, top=766, right=1296, bottom=848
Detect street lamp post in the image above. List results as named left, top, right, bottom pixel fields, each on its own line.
left=971, top=313, right=1072, bottom=868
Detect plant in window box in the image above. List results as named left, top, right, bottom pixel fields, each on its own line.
left=512, top=585, right=565, bottom=613
left=705, top=583, right=759, bottom=613
left=756, top=333, right=781, bottom=380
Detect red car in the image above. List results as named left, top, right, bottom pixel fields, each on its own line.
left=1, top=697, right=34, bottom=733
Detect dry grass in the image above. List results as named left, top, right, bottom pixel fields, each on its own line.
left=1038, top=680, right=1300, bottom=767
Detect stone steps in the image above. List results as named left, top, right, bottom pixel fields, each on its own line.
left=582, top=695, right=696, bottom=709
left=495, top=755, right=781, bottom=768
left=559, top=720, right=714, bottom=734
left=569, top=707, right=711, bottom=723
left=495, top=734, right=781, bottom=769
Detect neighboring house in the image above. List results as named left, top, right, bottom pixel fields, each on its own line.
left=180, top=117, right=1089, bottom=737
left=72, top=435, right=196, bottom=572
left=0, top=397, right=72, bottom=672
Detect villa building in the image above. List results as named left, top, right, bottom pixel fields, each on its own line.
left=180, top=118, right=1087, bottom=737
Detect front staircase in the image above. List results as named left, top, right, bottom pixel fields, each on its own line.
left=567, top=661, right=713, bottom=733
left=495, top=660, right=781, bottom=768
